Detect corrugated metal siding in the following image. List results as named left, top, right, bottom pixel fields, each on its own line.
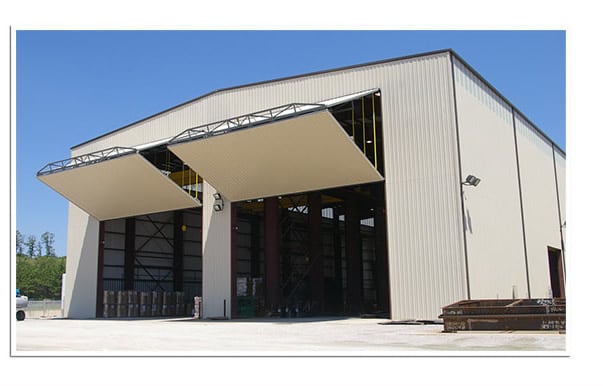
left=381, top=55, right=466, bottom=320
left=71, top=51, right=466, bottom=320
left=515, top=114, right=561, bottom=297
left=453, top=58, right=528, bottom=299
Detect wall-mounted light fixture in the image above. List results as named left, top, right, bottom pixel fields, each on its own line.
left=462, top=175, right=481, bottom=187
left=213, top=192, right=224, bottom=211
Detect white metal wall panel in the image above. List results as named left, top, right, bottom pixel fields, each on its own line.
left=554, top=150, right=566, bottom=256
left=453, top=59, right=528, bottom=299
left=69, top=51, right=467, bottom=320
left=201, top=181, right=232, bottom=319
left=515, top=115, right=562, bottom=297
left=381, top=55, right=466, bottom=320
left=64, top=204, right=99, bottom=318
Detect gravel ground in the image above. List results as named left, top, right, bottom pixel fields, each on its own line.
left=13, top=316, right=565, bottom=355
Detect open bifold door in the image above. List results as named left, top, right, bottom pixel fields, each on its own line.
left=167, top=89, right=384, bottom=202
left=37, top=147, right=201, bottom=221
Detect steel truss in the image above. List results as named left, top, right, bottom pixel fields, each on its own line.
left=37, top=147, right=136, bottom=176
left=169, top=103, right=326, bottom=144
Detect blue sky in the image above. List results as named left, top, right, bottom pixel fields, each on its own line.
left=15, top=30, right=566, bottom=257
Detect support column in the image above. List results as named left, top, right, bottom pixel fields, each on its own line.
left=250, top=217, right=261, bottom=278
left=95, top=221, right=105, bottom=318
left=333, top=207, right=343, bottom=312
left=231, top=203, right=238, bottom=318
left=374, top=205, right=390, bottom=313
left=201, top=182, right=232, bottom=319
left=264, top=196, right=280, bottom=313
left=64, top=204, right=100, bottom=318
left=173, top=211, right=184, bottom=292
left=308, top=192, right=324, bottom=312
left=124, top=217, right=136, bottom=290
left=345, top=197, right=363, bottom=314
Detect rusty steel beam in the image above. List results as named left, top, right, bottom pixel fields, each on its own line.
left=231, top=203, right=238, bottom=318
left=124, top=217, right=136, bottom=290
left=308, top=191, right=324, bottom=313
left=440, top=298, right=566, bottom=332
left=96, top=221, right=105, bottom=318
left=264, top=196, right=281, bottom=312
left=345, top=197, right=363, bottom=314
left=173, top=211, right=184, bottom=292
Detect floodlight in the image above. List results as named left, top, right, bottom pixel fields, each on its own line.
left=463, top=175, right=481, bottom=187
left=213, top=192, right=224, bottom=211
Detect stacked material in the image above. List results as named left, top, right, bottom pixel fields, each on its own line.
left=194, top=296, right=203, bottom=319
left=127, top=290, right=139, bottom=317
left=162, top=292, right=173, bottom=316
left=102, top=290, right=116, bottom=318
left=104, top=290, right=190, bottom=318
left=116, top=290, right=128, bottom=317
left=151, top=291, right=163, bottom=317
left=139, top=292, right=151, bottom=317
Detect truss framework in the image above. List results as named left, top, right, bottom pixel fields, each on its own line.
left=169, top=103, right=326, bottom=145
left=37, top=147, right=137, bottom=176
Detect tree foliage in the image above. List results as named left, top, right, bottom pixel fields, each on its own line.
left=16, top=230, right=65, bottom=299
left=16, top=255, right=65, bottom=300
left=25, top=235, right=36, bottom=258
left=41, top=231, right=56, bottom=257
left=16, top=230, right=24, bottom=255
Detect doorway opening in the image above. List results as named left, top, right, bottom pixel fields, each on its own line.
left=547, top=247, right=565, bottom=298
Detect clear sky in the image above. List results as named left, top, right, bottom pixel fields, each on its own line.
left=16, top=30, right=566, bottom=257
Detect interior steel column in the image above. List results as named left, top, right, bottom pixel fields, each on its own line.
left=345, top=197, right=363, bottom=314
left=332, top=206, right=343, bottom=312
left=173, top=211, right=184, bottom=292
left=374, top=205, right=390, bottom=313
left=124, top=217, right=136, bottom=290
left=264, top=196, right=280, bottom=313
left=250, top=217, right=261, bottom=278
left=231, top=203, right=238, bottom=318
left=95, top=221, right=105, bottom=318
left=308, top=192, right=324, bottom=313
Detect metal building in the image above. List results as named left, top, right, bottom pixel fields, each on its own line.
left=37, top=49, right=565, bottom=321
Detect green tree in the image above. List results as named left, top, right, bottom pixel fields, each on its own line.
left=16, top=255, right=66, bottom=299
left=25, top=235, right=36, bottom=258
left=16, top=230, right=24, bottom=255
left=35, top=240, right=43, bottom=257
left=41, top=231, right=56, bottom=257
left=16, top=255, right=35, bottom=296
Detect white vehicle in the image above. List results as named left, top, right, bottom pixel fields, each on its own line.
left=16, top=289, right=28, bottom=321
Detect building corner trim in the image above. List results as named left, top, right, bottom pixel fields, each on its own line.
left=449, top=54, right=471, bottom=300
